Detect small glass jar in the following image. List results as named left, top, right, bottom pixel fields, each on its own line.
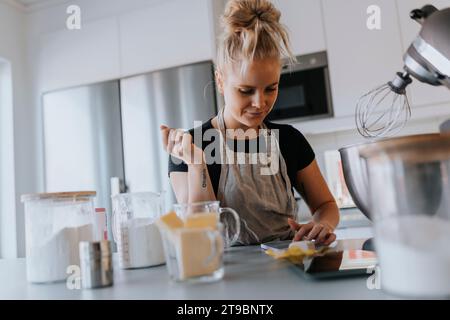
left=21, top=191, right=98, bottom=283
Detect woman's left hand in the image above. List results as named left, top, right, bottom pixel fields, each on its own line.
left=288, top=218, right=336, bottom=246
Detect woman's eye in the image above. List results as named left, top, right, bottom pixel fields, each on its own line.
left=238, top=87, right=277, bottom=95
left=239, top=89, right=253, bottom=95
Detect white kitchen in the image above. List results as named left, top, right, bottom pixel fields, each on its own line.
left=0, top=0, right=449, bottom=303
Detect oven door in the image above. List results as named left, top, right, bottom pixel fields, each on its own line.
left=268, top=66, right=332, bottom=121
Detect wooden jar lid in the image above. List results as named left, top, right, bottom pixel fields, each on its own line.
left=21, top=191, right=96, bottom=202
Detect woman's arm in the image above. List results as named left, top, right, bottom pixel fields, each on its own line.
left=289, top=159, right=340, bottom=245
left=161, top=125, right=216, bottom=203
left=187, top=162, right=216, bottom=203
left=169, top=162, right=216, bottom=203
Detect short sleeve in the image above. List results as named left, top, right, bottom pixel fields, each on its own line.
left=290, top=126, right=315, bottom=171
left=168, top=154, right=188, bottom=177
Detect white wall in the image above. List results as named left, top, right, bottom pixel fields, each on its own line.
left=0, top=59, right=16, bottom=259
left=0, top=1, right=29, bottom=258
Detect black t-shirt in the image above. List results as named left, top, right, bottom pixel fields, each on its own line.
left=168, top=119, right=315, bottom=196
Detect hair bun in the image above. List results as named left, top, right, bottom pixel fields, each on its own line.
left=222, top=0, right=281, bottom=34
left=216, top=0, right=296, bottom=75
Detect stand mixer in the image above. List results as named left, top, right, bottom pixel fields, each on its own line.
left=355, top=5, right=450, bottom=138
left=341, top=5, right=450, bottom=251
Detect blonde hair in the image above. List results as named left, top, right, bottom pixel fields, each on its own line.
left=216, top=0, right=296, bottom=76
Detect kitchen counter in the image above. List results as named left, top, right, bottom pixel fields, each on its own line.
left=0, top=232, right=398, bottom=300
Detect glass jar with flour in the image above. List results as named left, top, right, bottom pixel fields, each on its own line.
left=111, top=191, right=166, bottom=269
left=21, top=191, right=98, bottom=283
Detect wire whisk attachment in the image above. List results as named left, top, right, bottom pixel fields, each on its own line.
left=356, top=72, right=413, bottom=138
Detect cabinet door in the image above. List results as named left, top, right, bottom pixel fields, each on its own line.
left=39, top=17, right=121, bottom=92
left=396, top=0, right=450, bottom=108
left=271, top=0, right=326, bottom=55
left=119, top=0, right=214, bottom=76
left=322, top=0, right=405, bottom=117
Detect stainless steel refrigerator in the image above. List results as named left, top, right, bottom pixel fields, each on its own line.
left=120, top=61, right=217, bottom=210
left=42, top=80, right=125, bottom=241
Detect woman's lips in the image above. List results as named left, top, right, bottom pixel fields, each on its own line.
left=245, top=111, right=264, bottom=118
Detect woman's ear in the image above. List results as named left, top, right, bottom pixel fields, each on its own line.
left=215, top=69, right=224, bottom=95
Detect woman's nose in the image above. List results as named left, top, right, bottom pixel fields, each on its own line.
left=252, top=91, right=266, bottom=109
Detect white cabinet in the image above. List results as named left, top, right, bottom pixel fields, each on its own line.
left=271, top=0, right=326, bottom=56
left=396, top=0, right=450, bottom=108
left=322, top=0, right=405, bottom=117
left=119, top=0, right=214, bottom=76
left=39, top=17, right=121, bottom=92
left=38, top=0, right=215, bottom=90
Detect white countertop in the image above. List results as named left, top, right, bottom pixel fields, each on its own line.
left=0, top=227, right=401, bottom=300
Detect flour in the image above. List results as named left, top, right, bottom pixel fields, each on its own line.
left=26, top=224, right=94, bottom=283
left=117, top=218, right=165, bottom=269
left=375, top=216, right=450, bottom=297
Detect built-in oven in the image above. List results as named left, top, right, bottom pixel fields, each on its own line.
left=267, top=51, right=333, bottom=122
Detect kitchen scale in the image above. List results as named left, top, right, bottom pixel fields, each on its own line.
left=261, top=239, right=377, bottom=279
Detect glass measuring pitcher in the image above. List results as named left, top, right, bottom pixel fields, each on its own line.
left=173, top=201, right=241, bottom=247
left=159, top=218, right=225, bottom=283
left=112, top=191, right=166, bottom=269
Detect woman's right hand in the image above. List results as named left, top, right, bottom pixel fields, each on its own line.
left=288, top=218, right=336, bottom=246
left=160, top=125, right=205, bottom=165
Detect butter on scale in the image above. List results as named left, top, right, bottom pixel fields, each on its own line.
left=265, top=241, right=330, bottom=264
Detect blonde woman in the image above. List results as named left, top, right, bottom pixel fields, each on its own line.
left=161, top=0, right=339, bottom=246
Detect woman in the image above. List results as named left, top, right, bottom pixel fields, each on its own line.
left=160, top=0, right=339, bottom=246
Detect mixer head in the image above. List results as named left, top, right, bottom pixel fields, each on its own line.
left=356, top=5, right=449, bottom=138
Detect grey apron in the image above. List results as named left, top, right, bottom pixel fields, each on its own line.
left=216, top=108, right=298, bottom=245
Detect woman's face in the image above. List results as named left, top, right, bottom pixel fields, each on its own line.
left=216, top=57, right=281, bottom=130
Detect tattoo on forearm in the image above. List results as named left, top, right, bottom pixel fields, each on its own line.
left=202, top=168, right=207, bottom=188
